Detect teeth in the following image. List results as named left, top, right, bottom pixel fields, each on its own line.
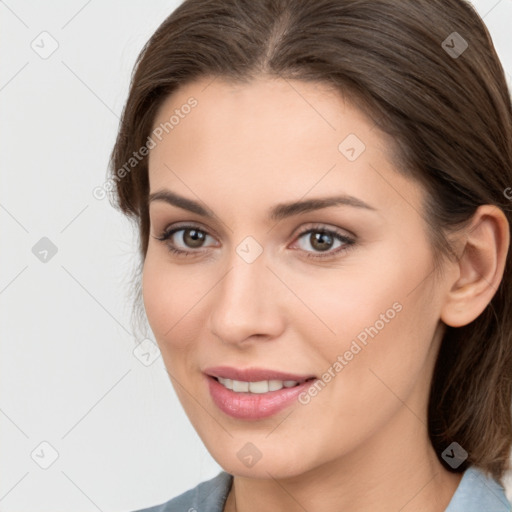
left=221, top=378, right=233, bottom=390
left=217, top=377, right=300, bottom=393
left=269, top=379, right=284, bottom=391
left=232, top=380, right=249, bottom=392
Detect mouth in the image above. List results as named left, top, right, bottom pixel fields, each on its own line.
left=204, top=366, right=318, bottom=419
left=204, top=365, right=316, bottom=391
left=211, top=375, right=316, bottom=394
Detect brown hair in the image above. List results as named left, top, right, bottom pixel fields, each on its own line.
left=109, top=0, right=512, bottom=482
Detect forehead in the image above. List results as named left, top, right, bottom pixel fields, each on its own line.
left=146, top=76, right=422, bottom=219
left=150, top=76, right=379, bottom=162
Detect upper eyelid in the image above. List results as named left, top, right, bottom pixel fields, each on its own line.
left=159, top=222, right=217, bottom=240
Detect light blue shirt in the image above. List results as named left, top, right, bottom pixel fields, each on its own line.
left=133, top=466, right=511, bottom=511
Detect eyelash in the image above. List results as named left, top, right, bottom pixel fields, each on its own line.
left=153, top=223, right=356, bottom=260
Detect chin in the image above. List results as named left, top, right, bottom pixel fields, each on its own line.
left=207, top=442, right=315, bottom=480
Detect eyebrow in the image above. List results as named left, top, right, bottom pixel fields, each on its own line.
left=148, top=189, right=376, bottom=221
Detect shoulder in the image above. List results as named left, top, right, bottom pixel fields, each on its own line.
left=445, top=466, right=511, bottom=512
left=131, top=471, right=233, bottom=512
left=130, top=466, right=511, bottom=511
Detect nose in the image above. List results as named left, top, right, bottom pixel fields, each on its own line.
left=208, top=252, right=286, bottom=346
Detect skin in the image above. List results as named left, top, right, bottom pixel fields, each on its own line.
left=142, top=76, right=509, bottom=511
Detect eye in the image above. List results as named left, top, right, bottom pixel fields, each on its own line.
left=292, top=225, right=355, bottom=259
left=153, top=224, right=218, bottom=257
left=153, top=223, right=356, bottom=260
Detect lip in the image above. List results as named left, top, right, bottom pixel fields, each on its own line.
left=204, top=366, right=317, bottom=420
left=204, top=366, right=315, bottom=382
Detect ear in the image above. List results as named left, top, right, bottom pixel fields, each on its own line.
left=440, top=205, right=510, bottom=328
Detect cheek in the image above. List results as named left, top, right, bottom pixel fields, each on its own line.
left=304, top=233, right=439, bottom=390
left=296, top=238, right=433, bottom=350
left=142, top=252, right=209, bottom=350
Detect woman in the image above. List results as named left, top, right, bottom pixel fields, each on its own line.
left=109, top=0, right=512, bottom=510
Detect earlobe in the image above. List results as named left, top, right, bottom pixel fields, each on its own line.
left=440, top=205, right=510, bottom=328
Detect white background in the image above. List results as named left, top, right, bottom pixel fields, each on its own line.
left=1, top=1, right=511, bottom=510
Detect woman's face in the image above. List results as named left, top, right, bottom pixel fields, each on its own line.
left=143, top=76, right=452, bottom=478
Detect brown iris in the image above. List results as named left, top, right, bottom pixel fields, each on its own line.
left=309, top=231, right=334, bottom=252
left=182, top=228, right=206, bottom=248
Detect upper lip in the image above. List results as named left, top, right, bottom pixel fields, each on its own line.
left=204, top=366, right=316, bottom=382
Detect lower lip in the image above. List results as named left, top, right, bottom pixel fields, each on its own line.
left=207, top=376, right=315, bottom=420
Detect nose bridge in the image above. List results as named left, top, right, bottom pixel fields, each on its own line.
left=208, top=245, right=283, bottom=344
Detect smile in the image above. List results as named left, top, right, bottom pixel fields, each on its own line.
left=215, top=377, right=310, bottom=393
left=204, top=366, right=318, bottom=420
